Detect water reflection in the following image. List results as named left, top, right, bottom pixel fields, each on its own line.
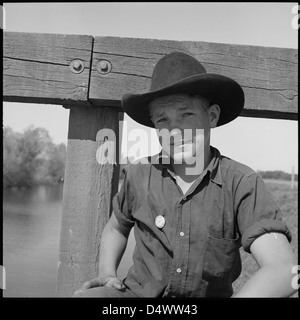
left=3, top=184, right=64, bottom=297
left=3, top=183, right=135, bottom=297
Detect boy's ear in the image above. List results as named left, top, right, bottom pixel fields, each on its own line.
left=209, top=104, right=221, bottom=128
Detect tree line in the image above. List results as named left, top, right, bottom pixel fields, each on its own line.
left=3, top=126, right=67, bottom=189
left=120, top=162, right=298, bottom=181
left=3, top=126, right=297, bottom=189
left=257, top=170, right=298, bottom=181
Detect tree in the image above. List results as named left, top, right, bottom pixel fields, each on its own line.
left=20, top=126, right=54, bottom=186
left=3, top=127, right=23, bottom=188
left=47, top=143, right=67, bottom=182
left=3, top=126, right=67, bottom=188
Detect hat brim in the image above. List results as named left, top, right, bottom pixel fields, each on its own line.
left=121, top=73, right=244, bottom=128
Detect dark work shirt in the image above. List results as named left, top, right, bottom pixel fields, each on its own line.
left=113, top=146, right=292, bottom=298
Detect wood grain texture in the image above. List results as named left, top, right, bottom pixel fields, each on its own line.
left=56, top=106, right=121, bottom=297
left=3, top=31, right=93, bottom=105
left=89, top=36, right=297, bottom=120
left=4, top=32, right=297, bottom=119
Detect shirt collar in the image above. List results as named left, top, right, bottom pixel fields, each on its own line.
left=207, top=146, right=223, bottom=186
left=151, top=146, right=223, bottom=186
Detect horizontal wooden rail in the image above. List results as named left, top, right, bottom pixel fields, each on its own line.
left=3, top=32, right=93, bottom=106
left=3, top=31, right=298, bottom=120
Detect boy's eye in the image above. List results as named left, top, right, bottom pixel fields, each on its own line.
left=156, top=118, right=167, bottom=123
left=182, top=112, right=193, bottom=117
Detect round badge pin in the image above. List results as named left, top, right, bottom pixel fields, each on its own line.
left=155, top=215, right=165, bottom=229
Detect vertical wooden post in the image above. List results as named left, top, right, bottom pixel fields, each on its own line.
left=56, top=105, right=121, bottom=297
left=291, top=166, right=295, bottom=189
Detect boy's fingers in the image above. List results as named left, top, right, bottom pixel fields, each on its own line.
left=75, top=277, right=124, bottom=295
left=104, top=278, right=125, bottom=291
left=86, top=278, right=106, bottom=289
left=112, top=282, right=121, bottom=290
left=77, top=278, right=105, bottom=293
left=112, top=280, right=125, bottom=290
left=80, top=281, right=92, bottom=291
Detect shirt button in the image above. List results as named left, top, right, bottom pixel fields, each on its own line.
left=182, top=197, right=186, bottom=201
left=176, top=268, right=182, bottom=274
left=180, top=231, right=184, bottom=237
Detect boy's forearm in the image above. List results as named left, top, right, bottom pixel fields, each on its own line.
left=233, top=263, right=297, bottom=297
left=98, top=222, right=129, bottom=277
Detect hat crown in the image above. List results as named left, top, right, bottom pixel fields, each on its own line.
left=150, top=52, right=207, bottom=91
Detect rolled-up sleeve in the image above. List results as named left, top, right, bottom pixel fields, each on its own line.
left=235, top=173, right=292, bottom=253
left=113, top=165, right=136, bottom=229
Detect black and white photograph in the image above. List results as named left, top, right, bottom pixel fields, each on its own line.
left=2, top=2, right=298, bottom=305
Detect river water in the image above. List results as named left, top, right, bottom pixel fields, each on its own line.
left=3, top=184, right=134, bottom=297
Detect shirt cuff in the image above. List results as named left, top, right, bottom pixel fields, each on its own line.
left=241, top=219, right=292, bottom=253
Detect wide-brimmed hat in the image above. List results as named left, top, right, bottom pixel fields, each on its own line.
left=121, top=51, right=244, bottom=127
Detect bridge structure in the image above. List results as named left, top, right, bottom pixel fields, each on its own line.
left=3, top=31, right=298, bottom=296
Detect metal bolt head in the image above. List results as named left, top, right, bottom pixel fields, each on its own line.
left=100, top=61, right=108, bottom=70
left=96, top=60, right=112, bottom=75
left=70, top=59, right=84, bottom=74
left=73, top=61, right=80, bottom=69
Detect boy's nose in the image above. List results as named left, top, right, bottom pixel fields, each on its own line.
left=170, top=128, right=183, bottom=143
left=168, top=117, right=184, bottom=132
left=169, top=128, right=182, bottom=138
left=169, top=127, right=186, bottom=146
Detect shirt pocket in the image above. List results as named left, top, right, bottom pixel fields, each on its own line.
left=202, top=234, right=240, bottom=279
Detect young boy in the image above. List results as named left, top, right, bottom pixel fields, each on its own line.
left=74, top=52, right=297, bottom=298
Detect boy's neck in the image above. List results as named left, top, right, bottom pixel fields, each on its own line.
left=171, top=145, right=212, bottom=183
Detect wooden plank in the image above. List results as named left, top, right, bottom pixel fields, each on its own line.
left=56, top=105, right=121, bottom=297
left=89, top=36, right=297, bottom=120
left=4, top=32, right=297, bottom=120
left=3, top=31, right=93, bottom=105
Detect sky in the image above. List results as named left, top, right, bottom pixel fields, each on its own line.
left=2, top=2, right=298, bottom=173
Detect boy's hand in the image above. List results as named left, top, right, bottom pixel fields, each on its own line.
left=74, top=276, right=125, bottom=295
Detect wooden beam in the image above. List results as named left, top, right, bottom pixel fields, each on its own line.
left=56, top=105, right=121, bottom=297
left=89, top=36, right=298, bottom=120
left=4, top=32, right=297, bottom=120
left=3, top=31, right=93, bottom=106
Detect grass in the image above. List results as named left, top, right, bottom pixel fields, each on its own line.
left=232, top=179, right=298, bottom=297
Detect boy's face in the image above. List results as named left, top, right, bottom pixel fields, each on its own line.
left=149, top=94, right=216, bottom=164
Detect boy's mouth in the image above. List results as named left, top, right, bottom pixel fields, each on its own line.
left=171, top=139, right=193, bottom=147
